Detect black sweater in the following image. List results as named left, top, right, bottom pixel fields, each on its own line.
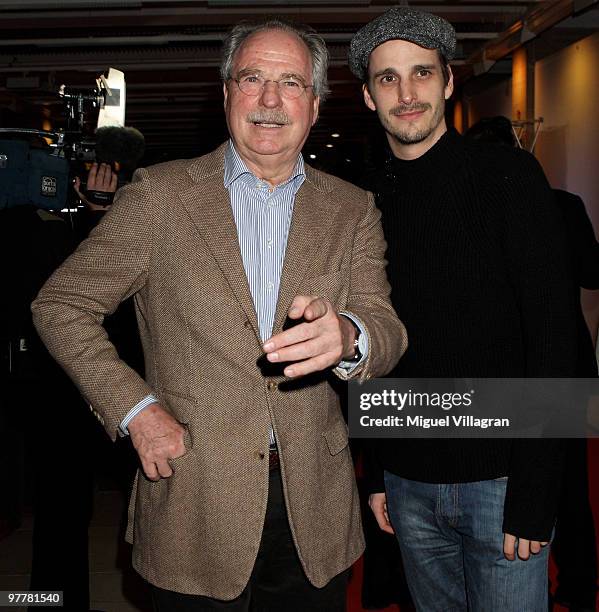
left=369, top=129, right=578, bottom=541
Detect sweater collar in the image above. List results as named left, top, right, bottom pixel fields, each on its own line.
left=384, top=128, right=464, bottom=180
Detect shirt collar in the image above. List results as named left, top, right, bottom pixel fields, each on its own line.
left=223, top=139, right=305, bottom=192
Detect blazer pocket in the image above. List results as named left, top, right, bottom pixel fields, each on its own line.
left=324, top=419, right=349, bottom=456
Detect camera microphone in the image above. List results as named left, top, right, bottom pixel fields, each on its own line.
left=95, top=126, right=145, bottom=171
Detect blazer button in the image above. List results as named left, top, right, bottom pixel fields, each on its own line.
left=267, top=380, right=277, bottom=391
left=254, top=450, right=265, bottom=460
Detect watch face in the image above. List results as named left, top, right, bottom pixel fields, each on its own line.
left=356, top=328, right=367, bottom=361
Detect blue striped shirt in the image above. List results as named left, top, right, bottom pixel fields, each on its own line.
left=119, top=141, right=366, bottom=438
left=225, top=140, right=302, bottom=341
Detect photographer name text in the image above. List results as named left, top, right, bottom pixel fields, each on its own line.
left=359, top=415, right=510, bottom=429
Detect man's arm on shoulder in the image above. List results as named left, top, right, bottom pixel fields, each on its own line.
left=31, top=167, right=155, bottom=440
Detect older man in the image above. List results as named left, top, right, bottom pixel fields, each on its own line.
left=349, top=7, right=577, bottom=612
left=32, top=18, right=406, bottom=611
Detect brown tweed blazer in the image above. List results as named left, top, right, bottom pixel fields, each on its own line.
left=32, top=143, right=407, bottom=599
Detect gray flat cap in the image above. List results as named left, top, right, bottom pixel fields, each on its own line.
left=348, top=7, right=456, bottom=81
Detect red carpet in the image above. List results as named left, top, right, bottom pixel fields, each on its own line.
left=347, top=439, right=599, bottom=612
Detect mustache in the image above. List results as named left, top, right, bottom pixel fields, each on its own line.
left=246, top=110, right=291, bottom=125
left=389, top=103, right=431, bottom=116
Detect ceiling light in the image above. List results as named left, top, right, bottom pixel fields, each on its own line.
left=326, top=144, right=334, bottom=148
left=331, top=133, right=340, bottom=138
left=309, top=154, right=316, bottom=159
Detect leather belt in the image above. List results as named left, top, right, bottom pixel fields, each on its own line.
left=268, top=448, right=280, bottom=471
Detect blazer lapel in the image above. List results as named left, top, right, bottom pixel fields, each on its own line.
left=272, top=173, right=340, bottom=336
left=178, top=150, right=260, bottom=340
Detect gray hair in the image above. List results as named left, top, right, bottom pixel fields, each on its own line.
left=220, top=19, right=330, bottom=101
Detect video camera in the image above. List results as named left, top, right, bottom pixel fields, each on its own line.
left=0, top=68, right=143, bottom=211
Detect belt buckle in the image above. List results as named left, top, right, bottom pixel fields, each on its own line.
left=268, top=448, right=280, bottom=471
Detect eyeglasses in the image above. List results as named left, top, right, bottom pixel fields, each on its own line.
left=232, top=74, right=313, bottom=99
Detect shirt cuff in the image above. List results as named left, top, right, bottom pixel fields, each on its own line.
left=119, top=394, right=158, bottom=436
left=336, top=311, right=369, bottom=375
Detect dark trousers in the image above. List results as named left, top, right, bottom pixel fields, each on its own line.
left=151, top=468, right=349, bottom=612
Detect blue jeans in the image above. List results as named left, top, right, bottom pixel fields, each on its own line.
left=384, top=472, right=550, bottom=612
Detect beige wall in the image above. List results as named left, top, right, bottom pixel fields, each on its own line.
left=535, top=30, right=599, bottom=224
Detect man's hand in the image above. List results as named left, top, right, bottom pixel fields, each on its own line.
left=127, top=402, right=187, bottom=481
left=263, top=295, right=357, bottom=378
left=369, top=492, right=395, bottom=534
left=74, top=162, right=118, bottom=210
left=503, top=533, right=548, bottom=560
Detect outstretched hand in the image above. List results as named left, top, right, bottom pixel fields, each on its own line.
left=263, top=295, right=357, bottom=378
